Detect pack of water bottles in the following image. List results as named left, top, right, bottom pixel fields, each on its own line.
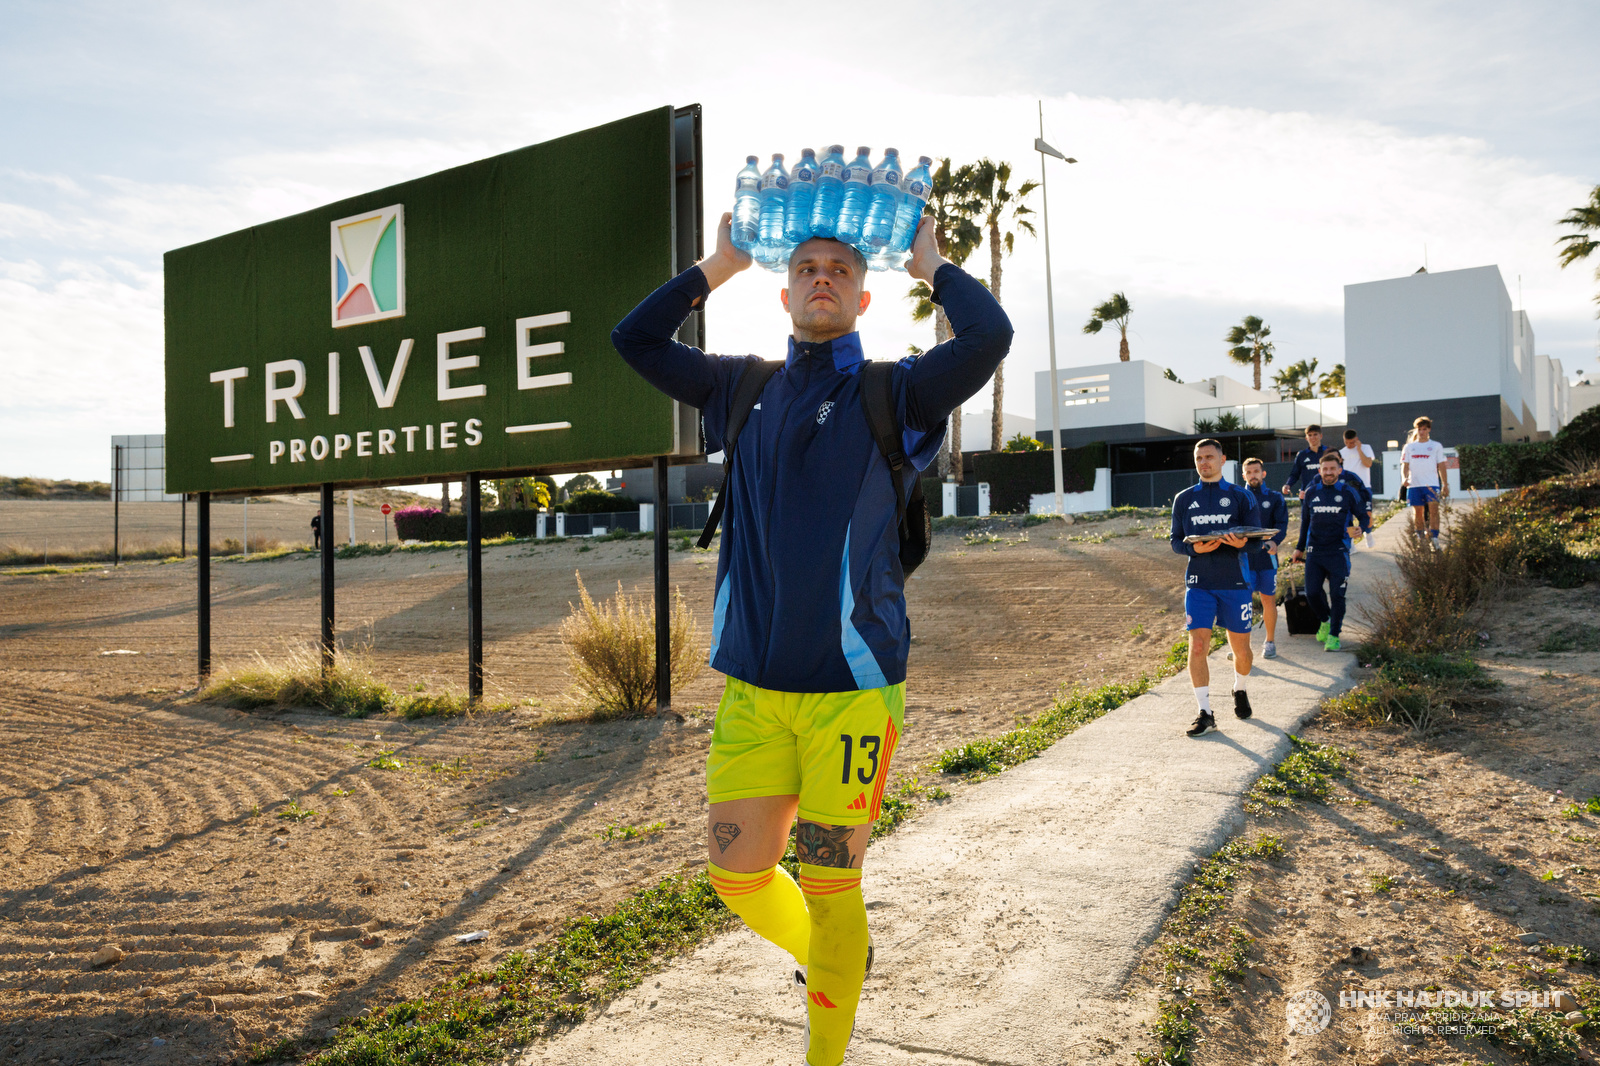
left=730, top=146, right=933, bottom=272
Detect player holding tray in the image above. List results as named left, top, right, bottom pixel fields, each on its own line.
left=1170, top=438, right=1263, bottom=738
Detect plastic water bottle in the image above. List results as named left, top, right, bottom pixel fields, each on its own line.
left=862, top=149, right=904, bottom=248
left=891, top=156, right=933, bottom=254
left=809, top=145, right=846, bottom=238
left=755, top=155, right=791, bottom=270
left=833, top=147, right=874, bottom=245
left=784, top=149, right=818, bottom=244
left=731, top=156, right=761, bottom=252
left=867, top=247, right=908, bottom=272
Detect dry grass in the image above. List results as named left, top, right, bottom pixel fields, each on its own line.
left=1359, top=504, right=1515, bottom=655
left=0, top=536, right=289, bottom=568
left=559, top=572, right=704, bottom=718
left=199, top=644, right=477, bottom=718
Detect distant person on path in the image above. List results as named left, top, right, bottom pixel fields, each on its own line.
left=611, top=212, right=1012, bottom=1066
left=1401, top=416, right=1448, bottom=548
left=311, top=511, right=321, bottom=549
left=1282, top=424, right=1329, bottom=499
left=1339, top=429, right=1375, bottom=489
left=1292, top=452, right=1371, bottom=652
left=1241, top=458, right=1288, bottom=659
left=1170, top=438, right=1260, bottom=737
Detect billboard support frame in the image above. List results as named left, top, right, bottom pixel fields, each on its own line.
left=466, top=474, right=484, bottom=701
left=197, top=493, right=211, bottom=683
left=320, top=483, right=335, bottom=672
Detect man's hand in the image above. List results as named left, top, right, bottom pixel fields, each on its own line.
left=1191, top=537, right=1223, bottom=554
left=1219, top=532, right=1249, bottom=549
left=696, top=212, right=753, bottom=292
left=906, top=216, right=952, bottom=284
left=1297, top=489, right=1308, bottom=500
left=1265, top=541, right=1280, bottom=556
left=1292, top=549, right=1305, bottom=563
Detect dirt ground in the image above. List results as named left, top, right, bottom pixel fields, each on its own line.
left=0, top=510, right=1189, bottom=1061
left=1126, top=580, right=1600, bottom=1064
left=0, top=490, right=437, bottom=556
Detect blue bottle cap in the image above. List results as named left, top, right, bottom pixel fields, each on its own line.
left=856, top=146, right=870, bottom=155
left=746, top=155, right=758, bottom=164
left=828, top=144, right=845, bottom=154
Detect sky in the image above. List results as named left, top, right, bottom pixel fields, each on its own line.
left=4, top=0, right=1599, bottom=482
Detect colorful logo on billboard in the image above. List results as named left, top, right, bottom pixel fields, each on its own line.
left=331, top=205, right=405, bottom=328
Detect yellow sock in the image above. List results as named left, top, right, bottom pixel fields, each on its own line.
left=708, top=861, right=810, bottom=966
left=798, top=864, right=869, bottom=1066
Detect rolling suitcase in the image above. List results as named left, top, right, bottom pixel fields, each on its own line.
left=1283, top=574, right=1318, bottom=636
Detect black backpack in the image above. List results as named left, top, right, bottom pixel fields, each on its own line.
left=697, top=359, right=933, bottom=576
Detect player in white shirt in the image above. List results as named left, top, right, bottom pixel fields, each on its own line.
left=1400, top=416, right=1448, bottom=547
left=1339, top=429, right=1375, bottom=489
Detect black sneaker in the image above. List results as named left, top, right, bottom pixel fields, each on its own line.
left=1186, top=712, right=1217, bottom=737
left=1233, top=690, right=1253, bottom=719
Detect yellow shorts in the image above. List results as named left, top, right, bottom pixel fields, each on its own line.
left=706, top=678, right=905, bottom=826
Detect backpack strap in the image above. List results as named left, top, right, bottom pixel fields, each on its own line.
left=860, top=361, right=909, bottom=540
left=697, top=359, right=782, bottom=549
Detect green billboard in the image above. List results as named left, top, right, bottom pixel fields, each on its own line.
left=164, top=105, right=702, bottom=495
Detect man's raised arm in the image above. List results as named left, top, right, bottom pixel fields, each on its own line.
left=899, top=219, right=1014, bottom=431
left=610, top=212, right=752, bottom=410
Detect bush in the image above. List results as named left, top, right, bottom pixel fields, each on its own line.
left=559, top=572, right=703, bottom=717
left=971, top=442, right=1107, bottom=514
left=392, top=505, right=448, bottom=541
left=1457, top=441, right=1556, bottom=488
left=1003, top=434, right=1043, bottom=452
left=564, top=490, right=639, bottom=515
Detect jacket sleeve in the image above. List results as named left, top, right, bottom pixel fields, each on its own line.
left=1271, top=494, right=1289, bottom=544
left=1296, top=496, right=1311, bottom=552
left=902, top=264, right=1014, bottom=432
left=1170, top=497, right=1195, bottom=557
left=610, top=267, right=721, bottom=410
left=1352, top=492, right=1371, bottom=534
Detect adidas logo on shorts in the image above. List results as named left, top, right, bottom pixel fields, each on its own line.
left=847, top=792, right=868, bottom=811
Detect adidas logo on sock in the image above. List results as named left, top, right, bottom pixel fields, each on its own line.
left=846, top=792, right=867, bottom=811
left=809, top=990, right=839, bottom=1008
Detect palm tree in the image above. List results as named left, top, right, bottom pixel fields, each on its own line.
left=968, top=158, right=1039, bottom=451
left=1082, top=293, right=1132, bottom=361
left=1557, top=184, right=1600, bottom=316
left=1271, top=358, right=1319, bottom=401
left=906, top=159, right=981, bottom=480
left=1318, top=363, right=1346, bottom=398
left=1225, top=315, right=1275, bottom=391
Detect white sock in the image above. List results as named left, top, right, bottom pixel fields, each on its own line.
left=1233, top=671, right=1249, bottom=692
left=1194, top=686, right=1211, bottom=713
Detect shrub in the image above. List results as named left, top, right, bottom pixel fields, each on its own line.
left=1002, top=434, right=1043, bottom=452
left=392, top=505, right=448, bottom=541
left=564, top=490, right=640, bottom=515
left=972, top=442, right=1107, bottom=514
left=559, top=573, right=703, bottom=717
left=201, top=646, right=396, bottom=717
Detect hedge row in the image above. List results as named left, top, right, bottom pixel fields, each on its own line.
left=1457, top=405, right=1600, bottom=488
left=392, top=507, right=547, bottom=541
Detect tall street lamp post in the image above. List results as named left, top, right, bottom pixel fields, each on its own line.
left=1035, top=101, right=1077, bottom=514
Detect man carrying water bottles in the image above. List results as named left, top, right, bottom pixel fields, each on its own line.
left=611, top=211, right=1011, bottom=1064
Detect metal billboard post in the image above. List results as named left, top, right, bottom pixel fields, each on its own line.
left=113, top=444, right=122, bottom=567
left=197, top=492, right=211, bottom=683
left=466, top=474, right=484, bottom=702
left=181, top=496, right=187, bottom=559
left=320, top=483, right=335, bottom=673
left=653, top=455, right=671, bottom=712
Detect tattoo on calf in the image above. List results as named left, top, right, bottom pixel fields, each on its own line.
left=795, top=822, right=855, bottom=868
left=712, top=822, right=741, bottom=853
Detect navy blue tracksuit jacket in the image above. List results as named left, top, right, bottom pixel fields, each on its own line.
left=611, top=263, right=1012, bottom=693
left=1169, top=478, right=1262, bottom=590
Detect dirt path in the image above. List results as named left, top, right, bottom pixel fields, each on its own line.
left=0, top=513, right=1189, bottom=1060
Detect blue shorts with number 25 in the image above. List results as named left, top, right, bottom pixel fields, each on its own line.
left=1185, top=587, right=1253, bottom=634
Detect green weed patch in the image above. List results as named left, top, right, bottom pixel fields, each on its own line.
left=934, top=676, right=1155, bottom=776
left=1245, top=735, right=1352, bottom=812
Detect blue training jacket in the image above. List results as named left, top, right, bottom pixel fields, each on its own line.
left=1245, top=484, right=1290, bottom=571
left=611, top=263, right=1012, bottom=693
left=1285, top=445, right=1329, bottom=493
left=1169, top=478, right=1262, bottom=590
left=1296, top=478, right=1372, bottom=555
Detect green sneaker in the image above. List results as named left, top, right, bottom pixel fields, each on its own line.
left=1316, top=622, right=1330, bottom=642
left=1324, top=635, right=1342, bottom=652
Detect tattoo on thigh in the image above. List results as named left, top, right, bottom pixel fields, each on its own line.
left=712, top=822, right=741, bottom=853
left=795, top=822, right=855, bottom=868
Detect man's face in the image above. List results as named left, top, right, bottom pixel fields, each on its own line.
left=1306, top=430, right=1323, bottom=450
left=781, top=239, right=870, bottom=338
left=1194, top=445, right=1224, bottom=480
left=1244, top=463, right=1265, bottom=489
left=1415, top=424, right=1432, bottom=441
left=1344, top=434, right=1359, bottom=448
left=1320, top=459, right=1341, bottom=485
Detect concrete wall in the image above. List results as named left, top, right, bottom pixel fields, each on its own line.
left=1571, top=382, right=1600, bottom=419
left=1034, top=361, right=1273, bottom=445
left=1029, top=469, right=1112, bottom=515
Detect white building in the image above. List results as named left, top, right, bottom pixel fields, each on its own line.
left=1344, top=265, right=1568, bottom=447
left=1032, top=360, right=1296, bottom=448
